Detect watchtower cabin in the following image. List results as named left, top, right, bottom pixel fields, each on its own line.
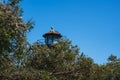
left=43, top=28, right=62, bottom=46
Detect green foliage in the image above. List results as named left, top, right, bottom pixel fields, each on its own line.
left=27, top=39, right=80, bottom=79
left=105, top=55, right=120, bottom=80
left=0, top=0, right=33, bottom=65
left=0, top=0, right=33, bottom=79
left=108, top=54, right=117, bottom=62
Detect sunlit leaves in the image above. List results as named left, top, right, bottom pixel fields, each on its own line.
left=0, top=0, right=33, bottom=79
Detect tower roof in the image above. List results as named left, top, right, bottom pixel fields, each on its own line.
left=43, top=27, right=62, bottom=38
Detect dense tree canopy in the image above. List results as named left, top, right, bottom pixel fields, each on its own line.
left=0, top=0, right=120, bottom=80
left=0, top=0, right=33, bottom=79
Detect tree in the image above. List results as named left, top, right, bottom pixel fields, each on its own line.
left=0, top=0, right=33, bottom=64
left=90, top=55, right=120, bottom=80
left=105, top=55, right=120, bottom=80
left=26, top=39, right=79, bottom=79
left=0, top=0, right=33, bottom=79
left=108, top=54, right=117, bottom=62
left=26, top=39, right=95, bottom=80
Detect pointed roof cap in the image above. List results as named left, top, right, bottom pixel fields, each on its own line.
left=43, top=27, right=62, bottom=38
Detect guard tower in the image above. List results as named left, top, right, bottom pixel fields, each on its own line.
left=43, top=27, right=62, bottom=45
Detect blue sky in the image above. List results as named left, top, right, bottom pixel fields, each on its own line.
left=21, top=0, right=120, bottom=64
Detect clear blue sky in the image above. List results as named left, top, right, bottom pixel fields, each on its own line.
left=21, top=0, right=120, bottom=64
